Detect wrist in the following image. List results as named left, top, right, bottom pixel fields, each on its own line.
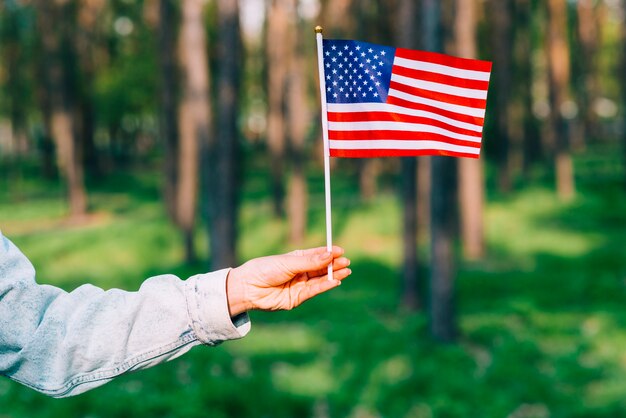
left=226, top=267, right=251, bottom=317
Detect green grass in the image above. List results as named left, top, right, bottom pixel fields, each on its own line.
left=1, top=163, right=626, bottom=417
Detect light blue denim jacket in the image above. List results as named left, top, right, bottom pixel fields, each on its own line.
left=0, top=230, right=251, bottom=398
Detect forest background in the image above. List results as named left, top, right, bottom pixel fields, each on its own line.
left=2, top=0, right=626, bottom=417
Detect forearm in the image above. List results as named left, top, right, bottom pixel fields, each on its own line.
left=0, top=233, right=250, bottom=397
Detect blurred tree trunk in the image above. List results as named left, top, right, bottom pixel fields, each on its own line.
left=621, top=0, right=626, bottom=191
left=455, top=0, right=484, bottom=261
left=575, top=0, right=601, bottom=146
left=266, top=0, right=289, bottom=217
left=515, top=0, right=541, bottom=175
left=157, top=0, right=180, bottom=224
left=395, top=0, right=420, bottom=311
left=546, top=0, right=575, bottom=201
left=76, top=0, right=104, bottom=178
left=286, top=1, right=308, bottom=246
left=35, top=0, right=88, bottom=219
left=209, top=0, right=241, bottom=269
left=424, top=0, right=457, bottom=342
left=177, top=0, right=211, bottom=263
left=488, top=0, right=513, bottom=193
left=3, top=10, right=29, bottom=157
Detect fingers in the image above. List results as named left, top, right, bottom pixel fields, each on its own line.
left=282, top=246, right=346, bottom=275
left=294, top=266, right=352, bottom=306
left=289, top=246, right=345, bottom=258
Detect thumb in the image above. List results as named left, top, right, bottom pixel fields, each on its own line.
left=282, top=249, right=333, bottom=275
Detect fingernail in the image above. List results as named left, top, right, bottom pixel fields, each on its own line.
left=334, top=279, right=342, bottom=286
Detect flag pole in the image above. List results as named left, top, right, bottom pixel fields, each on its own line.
left=315, top=26, right=334, bottom=281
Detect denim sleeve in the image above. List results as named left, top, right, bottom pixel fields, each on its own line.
left=0, top=231, right=251, bottom=398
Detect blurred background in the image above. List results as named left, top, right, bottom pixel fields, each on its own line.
left=2, top=0, right=626, bottom=416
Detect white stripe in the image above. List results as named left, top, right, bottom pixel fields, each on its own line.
left=389, top=88, right=487, bottom=118
left=394, top=56, right=491, bottom=82
left=329, top=139, right=480, bottom=155
left=392, top=74, right=488, bottom=100
left=328, top=121, right=482, bottom=143
left=327, top=102, right=484, bottom=133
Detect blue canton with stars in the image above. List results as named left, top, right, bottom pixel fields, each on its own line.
left=322, top=39, right=396, bottom=104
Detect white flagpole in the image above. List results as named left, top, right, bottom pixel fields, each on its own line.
left=315, top=26, right=334, bottom=281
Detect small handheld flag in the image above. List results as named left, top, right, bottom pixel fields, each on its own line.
left=321, top=38, right=492, bottom=158
left=314, top=28, right=492, bottom=278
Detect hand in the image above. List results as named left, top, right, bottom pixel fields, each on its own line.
left=226, top=246, right=351, bottom=316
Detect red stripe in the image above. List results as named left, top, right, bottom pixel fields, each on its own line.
left=330, top=148, right=480, bottom=159
left=327, top=111, right=482, bottom=137
left=385, top=96, right=485, bottom=126
left=328, top=130, right=482, bottom=148
left=390, top=80, right=487, bottom=109
left=392, top=65, right=490, bottom=91
left=395, top=48, right=493, bottom=73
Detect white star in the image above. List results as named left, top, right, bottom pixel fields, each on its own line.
left=379, top=61, right=384, bottom=66
left=368, top=86, right=373, bottom=91
left=368, top=48, right=373, bottom=53
left=331, top=57, right=337, bottom=62
left=349, top=51, right=353, bottom=56
left=331, top=45, right=336, bottom=50
left=332, top=69, right=337, bottom=74
left=344, top=45, right=349, bottom=50
left=372, top=65, right=377, bottom=70
left=374, top=54, right=378, bottom=59
left=362, top=92, right=367, bottom=97
left=375, top=81, right=380, bottom=86
left=339, top=75, right=343, bottom=80
left=366, top=59, right=371, bottom=64
left=339, top=87, right=344, bottom=92
left=356, top=45, right=361, bottom=50
left=338, top=51, right=343, bottom=56
left=380, top=50, right=386, bottom=56
left=325, top=51, right=330, bottom=56
left=333, top=93, right=338, bottom=98
left=357, top=74, right=362, bottom=79
left=327, top=87, right=331, bottom=92
left=345, top=93, right=349, bottom=98
left=353, top=93, right=357, bottom=97
left=326, top=63, right=330, bottom=68
left=377, top=71, right=382, bottom=76
left=338, top=63, right=343, bottom=68
left=359, top=63, right=364, bottom=68
left=374, top=92, right=378, bottom=97
left=361, top=52, right=366, bottom=57
left=332, top=81, right=338, bottom=86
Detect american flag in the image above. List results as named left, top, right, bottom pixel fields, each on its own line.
left=321, top=39, right=492, bottom=159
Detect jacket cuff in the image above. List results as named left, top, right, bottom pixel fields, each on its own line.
left=185, top=268, right=251, bottom=345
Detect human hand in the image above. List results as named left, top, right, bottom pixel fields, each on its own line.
left=225, top=246, right=351, bottom=316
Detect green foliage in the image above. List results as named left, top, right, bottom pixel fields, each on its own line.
left=1, top=165, right=626, bottom=417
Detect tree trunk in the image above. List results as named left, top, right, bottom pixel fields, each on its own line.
left=36, top=0, right=88, bottom=220
left=622, top=0, right=626, bottom=192
left=266, top=0, right=289, bottom=217
left=546, top=0, right=575, bottom=201
left=576, top=0, right=601, bottom=146
left=177, top=0, right=212, bottom=263
left=209, top=0, right=241, bottom=269
left=424, top=0, right=457, bottom=342
left=286, top=1, right=309, bottom=246
left=515, top=0, right=541, bottom=175
left=76, top=0, right=104, bottom=178
left=157, top=0, right=180, bottom=223
left=488, top=0, right=513, bottom=193
left=395, top=0, right=420, bottom=311
left=454, top=0, right=484, bottom=261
